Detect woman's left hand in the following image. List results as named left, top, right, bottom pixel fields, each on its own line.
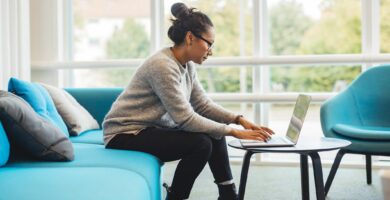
left=237, top=116, right=275, bottom=135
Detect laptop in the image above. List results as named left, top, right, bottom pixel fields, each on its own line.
left=240, top=94, right=312, bottom=147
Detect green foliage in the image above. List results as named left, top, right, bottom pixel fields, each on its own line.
left=184, top=0, right=253, bottom=56
left=103, top=19, right=150, bottom=86
left=102, top=0, right=366, bottom=91
left=271, top=66, right=360, bottom=92
left=269, top=0, right=313, bottom=55
left=106, top=19, right=150, bottom=59
left=298, top=0, right=361, bottom=54
left=381, top=0, right=390, bottom=53
left=183, top=0, right=253, bottom=92
left=198, top=67, right=253, bottom=92
left=270, top=0, right=362, bottom=92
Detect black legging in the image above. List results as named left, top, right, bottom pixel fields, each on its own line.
left=106, top=127, right=233, bottom=199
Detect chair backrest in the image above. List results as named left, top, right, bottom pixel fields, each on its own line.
left=347, top=65, right=390, bottom=127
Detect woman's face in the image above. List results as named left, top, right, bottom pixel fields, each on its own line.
left=189, top=27, right=215, bottom=64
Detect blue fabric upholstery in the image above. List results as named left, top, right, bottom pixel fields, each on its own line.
left=333, top=124, right=390, bottom=141
left=0, top=121, right=10, bottom=166
left=321, top=65, right=390, bottom=195
left=64, top=88, right=123, bottom=126
left=0, top=87, right=163, bottom=200
left=8, top=143, right=162, bottom=200
left=70, top=130, right=103, bottom=145
left=8, top=78, right=69, bottom=137
left=321, top=65, right=390, bottom=154
left=0, top=167, right=150, bottom=200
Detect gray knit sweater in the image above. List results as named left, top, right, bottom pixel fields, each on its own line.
left=103, top=47, right=237, bottom=145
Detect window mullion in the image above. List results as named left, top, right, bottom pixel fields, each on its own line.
left=151, top=0, right=164, bottom=52
left=253, top=0, right=269, bottom=164
left=361, top=0, right=380, bottom=71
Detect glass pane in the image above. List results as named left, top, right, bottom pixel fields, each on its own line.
left=196, top=66, right=253, bottom=93
left=164, top=0, right=253, bottom=56
left=268, top=0, right=361, bottom=55
left=261, top=103, right=364, bottom=162
left=269, top=65, right=361, bottom=92
left=73, top=0, right=151, bottom=60
left=381, top=0, right=390, bottom=53
left=72, top=68, right=136, bottom=87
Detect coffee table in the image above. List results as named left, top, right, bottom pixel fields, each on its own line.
left=228, top=137, right=351, bottom=200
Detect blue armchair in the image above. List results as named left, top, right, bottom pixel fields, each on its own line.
left=320, top=65, right=390, bottom=196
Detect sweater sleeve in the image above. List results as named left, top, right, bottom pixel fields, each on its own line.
left=146, top=60, right=232, bottom=139
left=190, top=72, right=237, bottom=124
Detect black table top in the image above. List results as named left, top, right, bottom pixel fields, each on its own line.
left=228, top=137, right=351, bottom=153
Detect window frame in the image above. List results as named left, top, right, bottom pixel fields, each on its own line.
left=31, top=0, right=390, bottom=166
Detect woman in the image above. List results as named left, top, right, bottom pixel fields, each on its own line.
left=103, top=3, right=274, bottom=200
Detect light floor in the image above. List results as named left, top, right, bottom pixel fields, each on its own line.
left=163, top=161, right=383, bottom=200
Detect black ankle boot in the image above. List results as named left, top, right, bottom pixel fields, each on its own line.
left=166, top=191, right=181, bottom=200
left=217, top=183, right=239, bottom=200
left=164, top=183, right=185, bottom=200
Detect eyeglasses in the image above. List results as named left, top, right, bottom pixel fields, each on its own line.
left=192, top=32, right=214, bottom=50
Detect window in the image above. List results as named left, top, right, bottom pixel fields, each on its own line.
left=269, top=0, right=361, bottom=55
left=164, top=0, right=253, bottom=57
left=55, top=0, right=389, bottom=165
left=381, top=0, right=390, bottom=53
left=72, top=68, right=136, bottom=87
left=270, top=65, right=361, bottom=92
left=72, top=0, right=151, bottom=87
left=197, top=66, right=253, bottom=93
left=73, top=0, right=151, bottom=61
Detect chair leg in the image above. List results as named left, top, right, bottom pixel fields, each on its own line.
left=325, top=149, right=346, bottom=196
left=366, top=155, right=372, bottom=185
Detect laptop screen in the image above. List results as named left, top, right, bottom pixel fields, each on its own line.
left=286, top=94, right=312, bottom=143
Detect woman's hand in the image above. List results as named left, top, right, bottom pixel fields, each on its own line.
left=237, top=116, right=275, bottom=136
left=229, top=128, right=272, bottom=141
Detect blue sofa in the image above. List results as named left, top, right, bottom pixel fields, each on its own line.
left=0, top=88, right=163, bottom=200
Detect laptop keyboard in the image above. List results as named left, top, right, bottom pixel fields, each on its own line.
left=267, top=136, right=286, bottom=144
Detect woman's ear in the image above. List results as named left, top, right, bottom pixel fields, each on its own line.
left=185, top=31, right=193, bottom=46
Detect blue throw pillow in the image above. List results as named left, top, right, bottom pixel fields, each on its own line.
left=0, top=91, right=74, bottom=161
left=0, top=121, right=10, bottom=166
left=8, top=77, right=69, bottom=137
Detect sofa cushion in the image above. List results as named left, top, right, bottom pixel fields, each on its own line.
left=0, top=121, right=10, bottom=166
left=8, top=77, right=69, bottom=137
left=41, top=83, right=99, bottom=136
left=0, top=167, right=150, bottom=200
left=0, top=91, right=74, bottom=161
left=8, top=143, right=162, bottom=200
left=333, top=124, right=390, bottom=140
left=70, top=129, right=103, bottom=145
left=64, top=88, right=123, bottom=125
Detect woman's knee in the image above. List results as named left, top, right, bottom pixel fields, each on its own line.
left=191, top=134, right=213, bottom=157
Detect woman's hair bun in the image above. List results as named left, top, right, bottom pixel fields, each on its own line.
left=171, top=2, right=190, bottom=18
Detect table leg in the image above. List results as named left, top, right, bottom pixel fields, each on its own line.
left=309, top=152, right=325, bottom=200
left=300, top=154, right=310, bottom=200
left=238, top=151, right=253, bottom=200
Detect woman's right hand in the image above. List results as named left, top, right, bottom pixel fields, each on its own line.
left=229, top=128, right=272, bottom=141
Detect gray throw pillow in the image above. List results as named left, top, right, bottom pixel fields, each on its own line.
left=40, top=83, right=99, bottom=136
left=0, top=91, right=74, bottom=161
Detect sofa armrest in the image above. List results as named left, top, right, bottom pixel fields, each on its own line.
left=65, top=88, right=123, bottom=125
